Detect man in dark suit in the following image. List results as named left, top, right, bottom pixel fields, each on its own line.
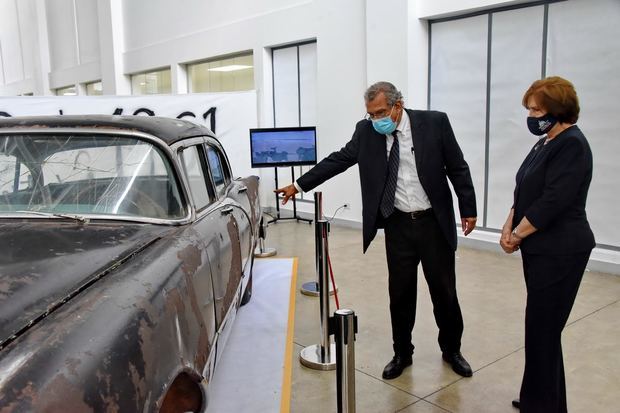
left=275, top=81, right=477, bottom=379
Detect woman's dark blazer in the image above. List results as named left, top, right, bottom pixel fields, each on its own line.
left=297, top=109, right=477, bottom=253
left=512, top=125, right=595, bottom=255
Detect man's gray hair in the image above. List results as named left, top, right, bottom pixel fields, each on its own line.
left=364, top=81, right=403, bottom=106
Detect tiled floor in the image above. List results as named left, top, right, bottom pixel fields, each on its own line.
left=264, top=219, right=620, bottom=413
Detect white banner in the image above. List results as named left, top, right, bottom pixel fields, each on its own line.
left=0, top=92, right=258, bottom=178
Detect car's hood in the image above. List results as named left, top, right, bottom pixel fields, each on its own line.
left=0, top=220, right=174, bottom=348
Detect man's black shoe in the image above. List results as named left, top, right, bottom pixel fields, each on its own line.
left=382, top=355, right=412, bottom=380
left=442, top=351, right=473, bottom=377
left=512, top=399, right=520, bottom=409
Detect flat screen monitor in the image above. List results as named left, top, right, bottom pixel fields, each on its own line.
left=249, top=126, right=317, bottom=168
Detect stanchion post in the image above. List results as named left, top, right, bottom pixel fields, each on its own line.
left=301, top=192, right=337, bottom=296
left=318, top=220, right=330, bottom=360
left=299, top=219, right=336, bottom=370
left=314, top=191, right=323, bottom=279
left=333, top=309, right=358, bottom=413
left=254, top=216, right=277, bottom=257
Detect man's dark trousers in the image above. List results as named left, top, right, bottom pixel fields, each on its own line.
left=384, top=208, right=464, bottom=357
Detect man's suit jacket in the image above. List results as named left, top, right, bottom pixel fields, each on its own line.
left=297, top=109, right=477, bottom=252
left=513, top=125, right=595, bottom=255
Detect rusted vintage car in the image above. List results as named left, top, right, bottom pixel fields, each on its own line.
left=0, top=116, right=261, bottom=412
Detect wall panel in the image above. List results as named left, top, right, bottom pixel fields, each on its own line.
left=75, top=0, right=100, bottom=65
left=46, top=0, right=78, bottom=73
left=0, top=0, right=24, bottom=84
left=429, top=0, right=620, bottom=250
left=16, top=0, right=36, bottom=84
left=273, top=46, right=299, bottom=127
left=299, top=43, right=317, bottom=126
left=486, top=6, right=544, bottom=229
left=547, top=0, right=620, bottom=247
left=430, top=15, right=487, bottom=225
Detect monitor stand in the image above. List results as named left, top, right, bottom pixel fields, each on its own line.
left=268, top=166, right=313, bottom=225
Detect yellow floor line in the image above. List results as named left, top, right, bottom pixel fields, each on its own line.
left=280, top=257, right=298, bottom=413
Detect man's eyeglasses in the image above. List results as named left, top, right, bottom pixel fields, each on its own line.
left=365, top=106, right=394, bottom=120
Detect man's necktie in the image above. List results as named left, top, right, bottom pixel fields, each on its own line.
left=380, top=131, right=399, bottom=218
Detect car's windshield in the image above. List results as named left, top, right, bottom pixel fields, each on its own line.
left=0, top=134, right=186, bottom=220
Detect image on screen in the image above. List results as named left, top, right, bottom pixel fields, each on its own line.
left=250, top=127, right=317, bottom=168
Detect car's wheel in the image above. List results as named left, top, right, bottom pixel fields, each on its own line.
left=240, top=256, right=254, bottom=306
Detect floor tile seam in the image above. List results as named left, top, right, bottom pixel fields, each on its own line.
left=287, top=354, right=429, bottom=404
left=293, top=340, right=309, bottom=348
left=415, top=345, right=526, bottom=401
left=394, top=399, right=453, bottom=413
left=399, top=300, right=620, bottom=405
left=394, top=401, right=418, bottom=413
left=354, top=368, right=427, bottom=400
left=566, top=298, right=620, bottom=328
left=291, top=340, right=527, bottom=397
left=291, top=297, right=615, bottom=350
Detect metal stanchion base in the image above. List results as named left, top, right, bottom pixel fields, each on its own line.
left=300, top=281, right=337, bottom=297
left=299, top=343, right=337, bottom=370
left=254, top=246, right=277, bottom=258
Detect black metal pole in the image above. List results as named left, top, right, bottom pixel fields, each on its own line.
left=291, top=166, right=297, bottom=219
left=274, top=167, right=280, bottom=219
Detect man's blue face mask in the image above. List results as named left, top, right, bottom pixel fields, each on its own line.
left=371, top=107, right=397, bottom=135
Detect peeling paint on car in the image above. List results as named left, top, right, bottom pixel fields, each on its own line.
left=0, top=116, right=260, bottom=412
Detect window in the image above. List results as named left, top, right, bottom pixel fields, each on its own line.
left=56, top=86, right=76, bottom=96
left=205, top=145, right=229, bottom=198
left=180, top=146, right=211, bottom=210
left=188, top=53, right=254, bottom=93
left=0, top=154, right=31, bottom=194
left=131, top=69, right=172, bottom=95
left=86, top=81, right=103, bottom=96
left=41, top=143, right=168, bottom=184
left=0, top=134, right=184, bottom=219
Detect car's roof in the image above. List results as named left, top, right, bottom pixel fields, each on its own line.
left=0, top=115, right=215, bottom=145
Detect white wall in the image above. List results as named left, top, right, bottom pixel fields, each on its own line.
left=45, top=0, right=101, bottom=89
left=122, top=0, right=311, bottom=53
left=366, top=0, right=409, bottom=101
left=0, top=0, right=37, bottom=95
left=121, top=1, right=316, bottom=75
left=307, top=0, right=367, bottom=223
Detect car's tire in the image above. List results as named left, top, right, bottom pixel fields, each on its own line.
left=240, top=256, right=254, bottom=306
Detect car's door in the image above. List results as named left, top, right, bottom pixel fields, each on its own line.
left=176, top=144, right=221, bottom=356
left=179, top=141, right=244, bottom=331
left=204, top=143, right=252, bottom=276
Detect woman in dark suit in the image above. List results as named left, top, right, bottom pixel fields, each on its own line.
left=500, top=76, right=595, bottom=412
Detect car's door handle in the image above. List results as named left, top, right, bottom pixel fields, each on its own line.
left=221, top=206, right=234, bottom=215
left=237, top=186, right=248, bottom=193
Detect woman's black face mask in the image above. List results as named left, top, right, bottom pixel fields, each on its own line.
left=527, top=113, right=558, bottom=136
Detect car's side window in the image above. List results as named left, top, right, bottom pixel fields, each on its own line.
left=205, top=145, right=229, bottom=198
left=179, top=145, right=212, bottom=210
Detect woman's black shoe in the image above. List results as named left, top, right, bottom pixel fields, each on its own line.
left=512, top=399, right=520, bottom=409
